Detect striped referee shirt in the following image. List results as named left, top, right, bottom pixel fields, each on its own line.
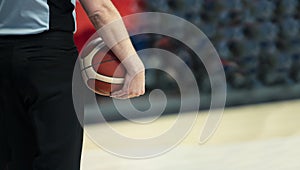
left=0, top=0, right=76, bottom=35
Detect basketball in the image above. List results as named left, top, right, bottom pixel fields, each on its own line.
left=79, top=37, right=126, bottom=96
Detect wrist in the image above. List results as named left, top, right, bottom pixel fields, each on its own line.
left=121, top=53, right=145, bottom=75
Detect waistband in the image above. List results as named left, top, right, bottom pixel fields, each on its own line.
left=0, top=30, right=74, bottom=41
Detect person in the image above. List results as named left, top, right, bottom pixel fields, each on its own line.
left=0, top=0, right=145, bottom=169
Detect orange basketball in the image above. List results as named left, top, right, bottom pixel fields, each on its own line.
left=79, top=38, right=126, bottom=96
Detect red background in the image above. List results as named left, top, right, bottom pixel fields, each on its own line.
left=74, top=0, right=145, bottom=51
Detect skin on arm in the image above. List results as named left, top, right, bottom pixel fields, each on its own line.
left=79, top=0, right=145, bottom=99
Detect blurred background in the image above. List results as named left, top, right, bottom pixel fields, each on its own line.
left=75, top=0, right=300, bottom=119
left=74, top=1, right=300, bottom=169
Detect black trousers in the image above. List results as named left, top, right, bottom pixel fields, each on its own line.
left=0, top=31, right=83, bottom=170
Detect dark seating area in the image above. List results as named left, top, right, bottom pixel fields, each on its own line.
left=131, top=0, right=300, bottom=105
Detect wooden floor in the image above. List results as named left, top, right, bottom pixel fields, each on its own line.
left=81, top=99, right=300, bottom=170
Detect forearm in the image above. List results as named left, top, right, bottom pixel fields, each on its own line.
left=80, top=0, right=120, bottom=28
left=79, top=0, right=141, bottom=68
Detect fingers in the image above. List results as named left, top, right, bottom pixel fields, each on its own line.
left=111, top=88, right=145, bottom=99
left=110, top=89, right=128, bottom=99
left=111, top=84, right=145, bottom=99
left=110, top=69, right=145, bottom=99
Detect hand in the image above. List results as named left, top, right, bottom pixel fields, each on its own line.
left=110, top=54, right=145, bottom=99
left=110, top=70, right=145, bottom=99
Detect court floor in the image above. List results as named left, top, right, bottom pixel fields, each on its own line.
left=81, top=99, right=300, bottom=170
